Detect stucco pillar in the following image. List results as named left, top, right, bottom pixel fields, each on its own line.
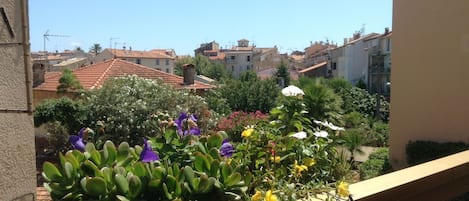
left=0, top=0, right=36, bottom=200
left=390, top=0, right=469, bottom=169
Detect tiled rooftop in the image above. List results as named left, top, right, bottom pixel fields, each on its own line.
left=299, top=61, right=327, bottom=73
left=109, top=48, right=174, bottom=59
left=34, top=59, right=214, bottom=91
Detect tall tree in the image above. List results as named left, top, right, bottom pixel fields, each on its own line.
left=89, top=43, right=102, bottom=55
left=275, top=60, right=290, bottom=87
left=57, top=68, right=82, bottom=93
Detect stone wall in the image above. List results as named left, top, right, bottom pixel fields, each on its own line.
left=0, top=0, right=36, bottom=200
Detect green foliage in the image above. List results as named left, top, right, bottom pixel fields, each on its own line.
left=44, top=121, right=71, bottom=153
left=43, top=138, right=246, bottom=201
left=204, top=89, right=232, bottom=116
left=343, top=111, right=367, bottom=129
left=89, top=43, right=102, bottom=54
left=175, top=55, right=228, bottom=80
left=34, top=97, right=86, bottom=133
left=339, top=129, right=366, bottom=164
left=355, top=79, right=367, bottom=89
left=275, top=60, right=290, bottom=87
left=367, top=121, right=389, bottom=147
left=83, top=75, right=210, bottom=146
left=57, top=68, right=83, bottom=93
left=297, top=77, right=343, bottom=125
left=219, top=75, right=279, bottom=113
left=358, top=148, right=391, bottom=180
left=406, top=140, right=469, bottom=166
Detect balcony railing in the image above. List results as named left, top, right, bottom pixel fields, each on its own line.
left=349, top=150, right=469, bottom=201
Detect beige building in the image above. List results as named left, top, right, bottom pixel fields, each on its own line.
left=93, top=48, right=177, bottom=74
left=390, top=0, right=469, bottom=169
left=224, top=39, right=281, bottom=78
left=0, top=0, right=36, bottom=200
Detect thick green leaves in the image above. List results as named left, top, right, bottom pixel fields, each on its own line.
left=85, top=177, right=107, bottom=196
left=43, top=162, right=63, bottom=182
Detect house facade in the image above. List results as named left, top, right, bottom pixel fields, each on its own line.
left=329, top=33, right=380, bottom=85
left=224, top=39, right=255, bottom=78
left=93, top=48, right=177, bottom=74
left=366, top=29, right=392, bottom=96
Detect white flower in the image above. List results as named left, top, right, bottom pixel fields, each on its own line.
left=281, top=85, right=304, bottom=96
left=313, top=130, right=329, bottom=138
left=291, top=131, right=307, bottom=139
left=313, top=120, right=345, bottom=131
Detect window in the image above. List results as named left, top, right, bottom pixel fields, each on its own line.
left=332, top=62, right=337, bottom=70
left=247, top=55, right=251, bottom=62
left=230, top=55, right=236, bottom=60
left=165, top=59, right=169, bottom=65
left=136, top=58, right=141, bottom=64
left=156, top=59, right=160, bottom=65
left=231, top=65, right=234, bottom=71
left=247, top=65, right=250, bottom=70
left=386, top=38, right=391, bottom=52
left=166, top=68, right=170, bottom=73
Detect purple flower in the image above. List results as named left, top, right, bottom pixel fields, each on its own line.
left=219, top=139, right=234, bottom=157
left=140, top=138, right=159, bottom=162
left=189, top=127, right=201, bottom=135
left=69, top=128, right=86, bottom=152
left=175, top=112, right=200, bottom=136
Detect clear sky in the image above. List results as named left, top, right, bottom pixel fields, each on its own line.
left=29, top=0, right=392, bottom=56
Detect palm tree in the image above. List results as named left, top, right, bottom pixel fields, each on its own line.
left=89, top=43, right=102, bottom=55
left=341, top=129, right=366, bottom=167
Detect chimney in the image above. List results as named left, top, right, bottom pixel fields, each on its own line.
left=385, top=27, right=389, bottom=34
left=32, top=63, right=45, bottom=87
left=182, top=63, right=195, bottom=85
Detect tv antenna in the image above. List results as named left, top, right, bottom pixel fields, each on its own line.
left=43, top=30, right=69, bottom=53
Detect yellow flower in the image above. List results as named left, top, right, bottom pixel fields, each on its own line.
left=293, top=160, right=308, bottom=175
left=264, top=190, right=278, bottom=201
left=241, top=128, right=254, bottom=138
left=270, top=156, right=281, bottom=163
left=251, top=190, right=262, bottom=201
left=303, top=157, right=316, bottom=167
left=337, top=181, right=350, bottom=197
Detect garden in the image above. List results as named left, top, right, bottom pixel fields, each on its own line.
left=36, top=73, right=391, bottom=201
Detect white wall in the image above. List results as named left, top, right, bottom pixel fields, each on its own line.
left=0, top=0, right=36, bottom=200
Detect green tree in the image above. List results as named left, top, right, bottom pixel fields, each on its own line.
left=297, top=77, right=343, bottom=124
left=174, top=56, right=194, bottom=76
left=56, top=68, right=82, bottom=93
left=219, top=72, right=279, bottom=113
left=89, top=43, right=102, bottom=54
left=275, top=59, right=290, bottom=87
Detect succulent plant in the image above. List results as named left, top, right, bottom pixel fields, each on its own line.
left=43, top=133, right=247, bottom=201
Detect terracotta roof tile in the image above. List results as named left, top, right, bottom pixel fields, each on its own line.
left=299, top=61, right=327, bottom=73
left=36, top=187, right=52, bottom=201
left=34, top=59, right=214, bottom=91
left=110, top=49, right=174, bottom=59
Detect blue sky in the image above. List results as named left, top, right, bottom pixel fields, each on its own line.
left=29, top=1, right=392, bottom=55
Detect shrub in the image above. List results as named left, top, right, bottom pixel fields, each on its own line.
left=297, top=77, right=343, bottom=125
left=218, top=75, right=280, bottom=113
left=406, top=140, right=469, bottom=166
left=83, top=75, right=211, bottom=146
left=359, top=148, right=391, bottom=180
left=44, top=121, right=71, bottom=154
left=34, top=97, right=86, bottom=134
left=216, top=111, right=268, bottom=142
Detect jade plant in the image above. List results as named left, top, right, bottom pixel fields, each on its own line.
left=43, top=122, right=247, bottom=200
